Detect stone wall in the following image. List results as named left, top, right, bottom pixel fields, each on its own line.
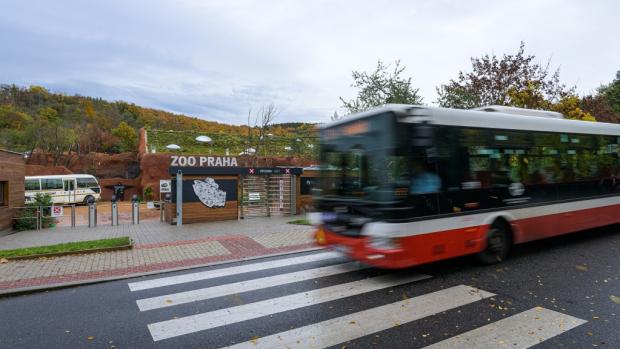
left=0, top=150, right=25, bottom=231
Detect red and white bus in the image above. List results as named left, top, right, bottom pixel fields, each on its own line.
left=310, top=105, right=620, bottom=268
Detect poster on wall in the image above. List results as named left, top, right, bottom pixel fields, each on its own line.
left=160, top=180, right=172, bottom=193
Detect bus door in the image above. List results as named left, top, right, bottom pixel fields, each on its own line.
left=64, top=179, right=76, bottom=204
left=408, top=124, right=441, bottom=216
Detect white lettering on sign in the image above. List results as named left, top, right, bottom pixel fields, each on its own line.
left=170, top=156, right=239, bottom=167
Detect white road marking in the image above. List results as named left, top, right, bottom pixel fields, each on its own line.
left=128, top=251, right=341, bottom=291
left=223, top=285, right=494, bottom=349
left=136, top=261, right=371, bottom=311
left=147, top=273, right=431, bottom=341
left=423, top=307, right=587, bottom=349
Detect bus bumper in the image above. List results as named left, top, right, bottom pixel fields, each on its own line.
left=315, top=227, right=412, bottom=269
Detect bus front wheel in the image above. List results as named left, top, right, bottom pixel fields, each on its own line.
left=476, top=223, right=512, bottom=264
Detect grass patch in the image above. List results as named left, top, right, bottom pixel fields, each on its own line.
left=288, top=219, right=311, bottom=225
left=0, top=237, right=131, bottom=258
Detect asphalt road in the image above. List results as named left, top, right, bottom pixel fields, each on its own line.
left=1, top=224, right=619, bottom=349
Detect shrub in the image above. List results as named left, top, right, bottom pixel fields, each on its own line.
left=143, top=185, right=154, bottom=201
left=13, top=193, right=55, bottom=231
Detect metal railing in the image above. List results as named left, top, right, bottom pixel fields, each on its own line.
left=10, top=201, right=166, bottom=231
left=12, top=204, right=77, bottom=230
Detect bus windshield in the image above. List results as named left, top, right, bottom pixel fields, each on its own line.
left=320, top=146, right=410, bottom=202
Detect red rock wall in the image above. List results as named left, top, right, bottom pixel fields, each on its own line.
left=140, top=153, right=172, bottom=199
left=25, top=165, right=73, bottom=176
left=26, top=152, right=140, bottom=179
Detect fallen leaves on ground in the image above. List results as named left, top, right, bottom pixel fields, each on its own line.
left=575, top=265, right=589, bottom=272
left=610, top=295, right=620, bottom=304
left=0, top=258, right=8, bottom=264
left=249, top=336, right=259, bottom=345
left=87, top=336, right=94, bottom=340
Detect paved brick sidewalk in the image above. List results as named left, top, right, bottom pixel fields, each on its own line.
left=0, top=215, right=311, bottom=248
left=0, top=217, right=317, bottom=295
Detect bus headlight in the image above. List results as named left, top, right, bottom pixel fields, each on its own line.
left=368, top=236, right=400, bottom=250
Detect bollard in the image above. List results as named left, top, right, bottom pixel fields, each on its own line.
left=176, top=170, right=183, bottom=226
left=38, top=206, right=43, bottom=230
left=71, top=205, right=76, bottom=228
left=88, top=203, right=96, bottom=228
left=160, top=201, right=164, bottom=222
left=111, top=195, right=118, bottom=226
left=132, top=194, right=140, bottom=224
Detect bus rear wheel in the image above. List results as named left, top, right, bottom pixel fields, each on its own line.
left=476, top=224, right=511, bottom=264
left=83, top=195, right=95, bottom=205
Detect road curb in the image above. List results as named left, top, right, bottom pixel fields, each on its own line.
left=0, top=246, right=324, bottom=297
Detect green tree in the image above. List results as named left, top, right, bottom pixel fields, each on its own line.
left=598, top=71, right=620, bottom=114
left=111, top=121, right=138, bottom=152
left=339, top=60, right=423, bottom=115
left=437, top=42, right=572, bottom=109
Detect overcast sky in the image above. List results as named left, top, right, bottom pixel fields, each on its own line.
left=1, top=0, right=618, bottom=125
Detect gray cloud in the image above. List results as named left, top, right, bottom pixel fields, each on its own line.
left=1, top=0, right=618, bottom=125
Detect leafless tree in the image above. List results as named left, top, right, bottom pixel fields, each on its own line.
left=244, top=103, right=278, bottom=166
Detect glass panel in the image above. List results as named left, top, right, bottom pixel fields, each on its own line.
left=77, top=178, right=98, bottom=188
left=25, top=179, right=41, bottom=191
left=42, top=179, right=63, bottom=190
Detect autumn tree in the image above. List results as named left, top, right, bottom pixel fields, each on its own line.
left=506, top=83, right=595, bottom=121
left=437, top=42, right=572, bottom=109
left=111, top=121, right=138, bottom=152
left=578, top=71, right=620, bottom=123
left=339, top=60, right=423, bottom=115
left=437, top=42, right=598, bottom=121
left=580, top=94, right=619, bottom=123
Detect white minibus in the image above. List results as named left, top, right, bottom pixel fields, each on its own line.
left=25, top=174, right=101, bottom=204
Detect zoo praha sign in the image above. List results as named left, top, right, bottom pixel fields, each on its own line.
left=170, top=156, right=239, bottom=167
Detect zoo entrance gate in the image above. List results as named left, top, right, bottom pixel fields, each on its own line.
left=168, top=167, right=304, bottom=224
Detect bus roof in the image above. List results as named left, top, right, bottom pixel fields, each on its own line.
left=323, top=105, right=620, bottom=136
left=25, top=174, right=98, bottom=180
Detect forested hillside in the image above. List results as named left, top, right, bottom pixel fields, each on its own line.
left=0, top=85, right=318, bottom=160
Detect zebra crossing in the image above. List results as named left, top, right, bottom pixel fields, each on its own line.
left=127, top=250, right=587, bottom=348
